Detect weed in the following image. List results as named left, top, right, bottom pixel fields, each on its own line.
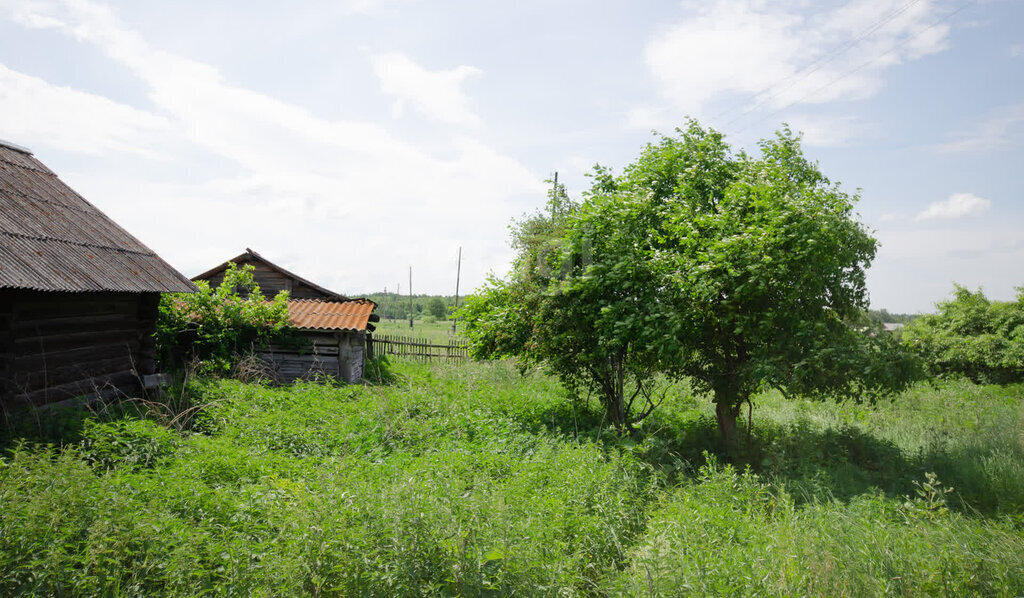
left=1, top=361, right=1022, bottom=595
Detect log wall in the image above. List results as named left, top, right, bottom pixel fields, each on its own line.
left=0, top=290, right=158, bottom=410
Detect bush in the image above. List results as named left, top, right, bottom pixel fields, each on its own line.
left=156, top=262, right=296, bottom=374
left=903, top=285, right=1024, bottom=383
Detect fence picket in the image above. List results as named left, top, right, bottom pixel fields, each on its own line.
left=372, top=334, right=469, bottom=363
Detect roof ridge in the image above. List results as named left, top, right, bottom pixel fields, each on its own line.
left=0, top=138, right=33, bottom=155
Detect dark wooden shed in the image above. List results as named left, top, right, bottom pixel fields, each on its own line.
left=0, top=139, right=195, bottom=412
left=193, top=250, right=378, bottom=383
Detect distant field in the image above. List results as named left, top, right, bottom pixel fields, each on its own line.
left=373, top=317, right=463, bottom=343
left=2, top=363, right=1023, bottom=595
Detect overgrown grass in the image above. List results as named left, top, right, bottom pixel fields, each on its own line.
left=1, top=361, right=1022, bottom=595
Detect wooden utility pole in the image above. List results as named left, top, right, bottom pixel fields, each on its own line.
left=452, top=246, right=462, bottom=334
left=551, top=171, right=558, bottom=218
left=408, top=266, right=414, bottom=329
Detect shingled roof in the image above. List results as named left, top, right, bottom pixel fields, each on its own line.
left=0, top=140, right=195, bottom=293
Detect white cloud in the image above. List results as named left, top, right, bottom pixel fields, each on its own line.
left=371, top=52, right=483, bottom=127
left=0, top=64, right=169, bottom=156
left=1009, top=43, right=1024, bottom=58
left=935, top=103, right=1024, bottom=154
left=915, top=192, right=992, bottom=221
left=1, top=0, right=545, bottom=294
left=638, top=0, right=950, bottom=126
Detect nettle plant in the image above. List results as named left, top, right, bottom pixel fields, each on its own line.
left=157, top=263, right=294, bottom=374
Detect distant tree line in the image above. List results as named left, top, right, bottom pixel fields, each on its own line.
left=865, top=309, right=918, bottom=325
left=363, top=292, right=457, bottom=321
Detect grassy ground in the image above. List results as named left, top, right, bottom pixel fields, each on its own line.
left=2, top=360, right=1023, bottom=596
left=373, top=317, right=463, bottom=344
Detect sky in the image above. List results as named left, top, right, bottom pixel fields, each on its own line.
left=0, top=0, right=1021, bottom=313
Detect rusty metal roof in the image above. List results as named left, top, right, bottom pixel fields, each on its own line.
left=287, top=298, right=378, bottom=332
left=0, top=142, right=196, bottom=293
left=193, top=248, right=348, bottom=301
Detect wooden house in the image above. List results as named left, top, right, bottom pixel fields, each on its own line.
left=0, top=139, right=196, bottom=412
left=193, top=250, right=378, bottom=383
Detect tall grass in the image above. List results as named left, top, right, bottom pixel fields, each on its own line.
left=1, top=361, right=1022, bottom=595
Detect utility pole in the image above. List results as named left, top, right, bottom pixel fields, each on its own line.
left=551, top=171, right=558, bottom=218
left=452, top=246, right=462, bottom=334
left=408, top=266, right=413, bottom=329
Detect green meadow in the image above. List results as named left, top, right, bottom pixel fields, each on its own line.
left=2, top=360, right=1023, bottom=596
left=373, top=317, right=464, bottom=344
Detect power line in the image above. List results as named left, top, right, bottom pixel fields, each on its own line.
left=731, top=0, right=976, bottom=136
left=714, top=0, right=927, bottom=128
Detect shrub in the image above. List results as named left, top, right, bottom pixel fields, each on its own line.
left=903, top=285, right=1024, bottom=383
left=156, top=262, right=296, bottom=374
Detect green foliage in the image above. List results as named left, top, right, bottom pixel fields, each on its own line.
left=1, top=404, right=92, bottom=449
left=364, top=293, right=457, bottom=321
left=902, top=284, right=1024, bottom=383
left=156, top=262, right=294, bottom=374
left=0, top=363, right=1023, bottom=595
left=461, top=121, right=918, bottom=438
left=865, top=308, right=918, bottom=325
left=426, top=296, right=447, bottom=319
left=2, top=363, right=1024, bottom=595
left=617, top=459, right=1024, bottom=596
left=80, top=418, right=178, bottom=472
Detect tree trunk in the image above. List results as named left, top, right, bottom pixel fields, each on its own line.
left=604, top=390, right=627, bottom=432
left=714, top=395, right=741, bottom=446
left=599, top=356, right=629, bottom=432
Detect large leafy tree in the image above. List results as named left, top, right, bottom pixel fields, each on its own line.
left=902, top=285, right=1024, bottom=384
left=463, top=122, right=917, bottom=440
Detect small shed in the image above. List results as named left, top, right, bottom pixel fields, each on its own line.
left=263, top=298, right=378, bottom=383
left=0, top=139, right=196, bottom=411
left=193, top=251, right=378, bottom=383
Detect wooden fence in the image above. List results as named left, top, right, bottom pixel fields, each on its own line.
left=370, top=334, right=469, bottom=363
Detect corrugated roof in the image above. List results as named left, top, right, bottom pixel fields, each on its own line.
left=0, top=143, right=196, bottom=293
left=288, top=298, right=377, bottom=332
left=193, top=248, right=348, bottom=301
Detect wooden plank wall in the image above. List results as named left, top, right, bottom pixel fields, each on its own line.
left=258, top=330, right=366, bottom=383
left=1, top=290, right=158, bottom=408
left=202, top=261, right=333, bottom=300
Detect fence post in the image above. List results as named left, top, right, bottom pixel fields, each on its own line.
left=371, top=334, right=468, bottom=363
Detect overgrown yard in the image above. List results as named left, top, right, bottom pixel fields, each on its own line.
left=2, top=361, right=1024, bottom=596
